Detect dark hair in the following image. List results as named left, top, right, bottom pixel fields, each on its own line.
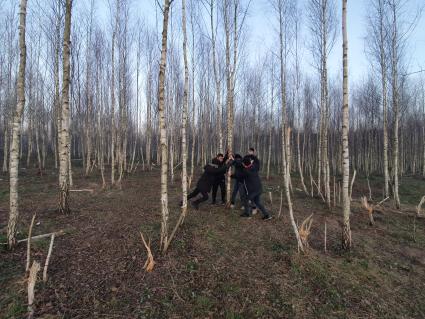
left=217, top=153, right=224, bottom=158
left=234, top=153, right=242, bottom=159
left=249, top=147, right=255, bottom=152
left=243, top=157, right=252, bottom=166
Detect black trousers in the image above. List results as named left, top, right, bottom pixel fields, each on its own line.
left=188, top=188, right=209, bottom=204
left=212, top=179, right=226, bottom=203
left=243, top=191, right=269, bottom=217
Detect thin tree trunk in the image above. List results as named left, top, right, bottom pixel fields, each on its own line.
left=58, top=0, right=72, bottom=214
left=341, top=0, right=352, bottom=250
left=53, top=1, right=61, bottom=170
left=110, top=1, right=119, bottom=186
left=277, top=1, right=303, bottom=252
left=210, top=0, right=223, bottom=153
left=375, top=0, right=390, bottom=196
left=7, top=0, right=28, bottom=249
left=158, top=0, right=172, bottom=252
left=423, top=91, right=425, bottom=177
left=390, top=0, right=401, bottom=209
left=181, top=0, right=189, bottom=219
left=163, top=0, right=189, bottom=253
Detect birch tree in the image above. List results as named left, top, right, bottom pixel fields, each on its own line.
left=308, top=0, right=337, bottom=207
left=7, top=0, right=28, bottom=249
left=272, top=0, right=304, bottom=252
left=58, top=0, right=72, bottom=214
left=158, top=0, right=173, bottom=251
left=389, top=0, right=401, bottom=208
left=181, top=0, right=189, bottom=219
left=110, top=0, right=119, bottom=186
left=367, top=0, right=390, bottom=197
left=208, top=0, right=223, bottom=153
left=341, top=0, right=351, bottom=249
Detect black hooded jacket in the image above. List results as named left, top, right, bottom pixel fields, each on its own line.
left=196, top=162, right=230, bottom=193
left=240, top=160, right=262, bottom=195
left=211, top=157, right=226, bottom=183
left=245, top=154, right=260, bottom=171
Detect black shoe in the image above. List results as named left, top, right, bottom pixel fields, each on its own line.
left=240, top=213, right=252, bottom=218
left=211, top=201, right=216, bottom=205
left=191, top=201, right=200, bottom=210
left=262, top=215, right=273, bottom=221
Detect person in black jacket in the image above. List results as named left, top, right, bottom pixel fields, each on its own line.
left=246, top=147, right=260, bottom=170
left=186, top=157, right=233, bottom=210
left=211, top=153, right=226, bottom=204
left=230, top=154, right=246, bottom=207
left=240, top=156, right=272, bottom=220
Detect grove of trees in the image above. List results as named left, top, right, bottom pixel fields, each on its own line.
left=1, top=0, right=424, bottom=252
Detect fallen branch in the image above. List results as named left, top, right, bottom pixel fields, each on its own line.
left=69, top=189, right=94, bottom=193
left=18, top=230, right=64, bottom=244
left=140, top=232, right=155, bottom=272
left=377, top=196, right=390, bottom=207
left=43, top=234, right=55, bottom=282
left=27, top=261, right=40, bottom=319
left=26, top=214, right=36, bottom=273
left=390, top=209, right=425, bottom=218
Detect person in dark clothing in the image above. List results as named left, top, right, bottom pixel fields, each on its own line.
left=186, top=157, right=233, bottom=210
left=246, top=147, right=260, bottom=170
left=240, top=156, right=272, bottom=220
left=230, top=154, right=245, bottom=207
left=211, top=153, right=226, bottom=204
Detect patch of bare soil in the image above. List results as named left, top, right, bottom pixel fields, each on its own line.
left=1, top=168, right=425, bottom=318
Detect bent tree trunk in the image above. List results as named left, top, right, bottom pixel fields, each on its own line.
left=277, top=0, right=303, bottom=252
left=7, top=0, right=28, bottom=249
left=58, top=0, right=72, bottom=214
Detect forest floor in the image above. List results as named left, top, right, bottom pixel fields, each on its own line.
left=1, top=165, right=425, bottom=318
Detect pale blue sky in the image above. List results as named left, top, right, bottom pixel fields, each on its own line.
left=248, top=0, right=425, bottom=81
left=127, top=0, right=425, bottom=81
left=72, top=0, right=425, bottom=83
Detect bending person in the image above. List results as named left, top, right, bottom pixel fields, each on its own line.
left=186, top=157, right=233, bottom=210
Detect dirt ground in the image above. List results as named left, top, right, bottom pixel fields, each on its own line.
left=1, top=166, right=425, bottom=318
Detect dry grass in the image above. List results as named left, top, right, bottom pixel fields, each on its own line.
left=1, top=168, right=425, bottom=318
